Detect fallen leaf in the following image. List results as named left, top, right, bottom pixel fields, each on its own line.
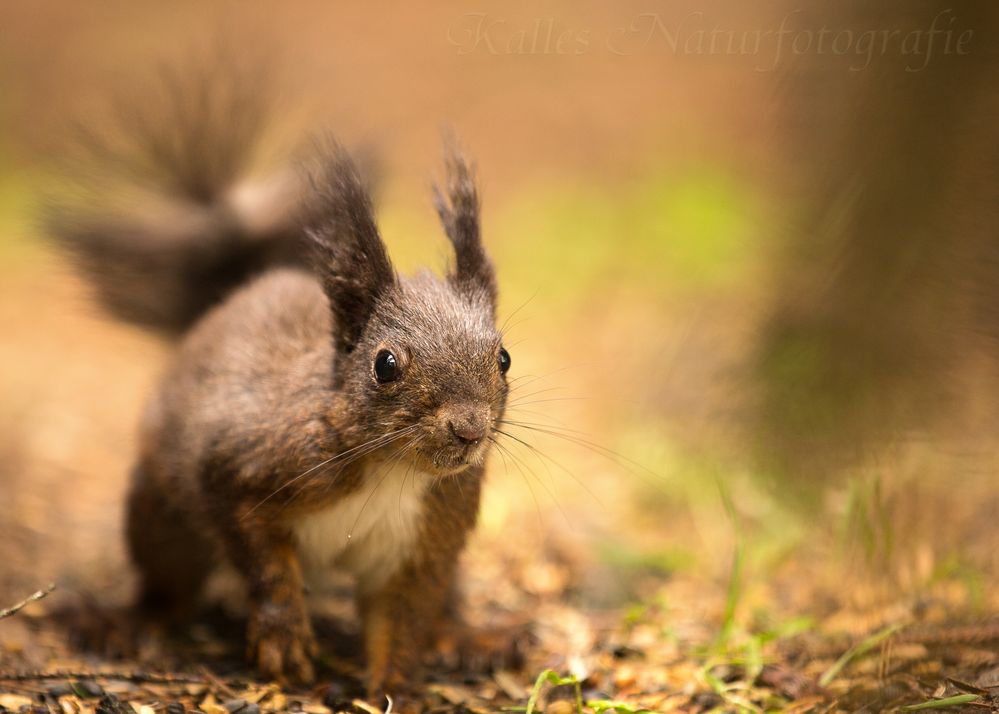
left=0, top=694, right=33, bottom=710
left=350, top=698, right=383, bottom=714
left=495, top=670, right=525, bottom=700
left=201, top=693, right=228, bottom=714
left=302, top=704, right=333, bottom=714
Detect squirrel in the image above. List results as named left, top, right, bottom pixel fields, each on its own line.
left=50, top=71, right=513, bottom=705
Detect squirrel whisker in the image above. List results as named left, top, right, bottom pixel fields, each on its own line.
left=246, top=424, right=421, bottom=519
left=488, top=435, right=546, bottom=533
left=495, top=420, right=666, bottom=498
left=397, top=435, right=428, bottom=517
left=346, top=433, right=425, bottom=540
left=488, top=434, right=569, bottom=528
left=289, top=426, right=423, bottom=507
left=491, top=427, right=601, bottom=507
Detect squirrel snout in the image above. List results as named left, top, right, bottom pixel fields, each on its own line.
left=444, top=405, right=490, bottom=444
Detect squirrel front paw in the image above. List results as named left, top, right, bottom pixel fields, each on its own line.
left=247, top=601, right=318, bottom=685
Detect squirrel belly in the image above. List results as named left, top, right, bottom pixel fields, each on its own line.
left=292, top=459, right=432, bottom=592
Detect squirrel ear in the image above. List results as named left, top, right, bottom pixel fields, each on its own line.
left=433, top=147, right=497, bottom=315
left=303, top=139, right=395, bottom=354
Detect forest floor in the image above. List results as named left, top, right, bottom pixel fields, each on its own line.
left=2, top=529, right=999, bottom=714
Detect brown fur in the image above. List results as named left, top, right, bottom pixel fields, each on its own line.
left=74, top=138, right=507, bottom=703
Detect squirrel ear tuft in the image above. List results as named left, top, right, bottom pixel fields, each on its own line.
left=303, top=138, right=395, bottom=354
left=433, top=146, right=497, bottom=315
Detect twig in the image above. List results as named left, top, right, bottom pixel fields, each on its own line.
left=0, top=670, right=214, bottom=685
left=198, top=666, right=238, bottom=698
left=0, top=583, right=56, bottom=620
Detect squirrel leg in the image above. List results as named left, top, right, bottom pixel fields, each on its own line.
left=358, top=472, right=483, bottom=705
left=215, top=507, right=318, bottom=685
left=126, top=464, right=214, bottom=619
left=356, top=547, right=462, bottom=706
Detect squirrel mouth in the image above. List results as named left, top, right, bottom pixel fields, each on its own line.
left=417, top=439, right=489, bottom=475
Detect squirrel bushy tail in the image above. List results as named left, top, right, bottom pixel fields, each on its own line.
left=47, top=60, right=311, bottom=334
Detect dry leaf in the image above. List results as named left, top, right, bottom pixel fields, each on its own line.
left=0, top=694, right=33, bottom=710
left=302, top=704, right=333, bottom=714
left=262, top=692, right=287, bottom=712
left=200, top=692, right=228, bottom=714
left=494, top=670, right=525, bottom=700
left=350, top=698, right=383, bottom=714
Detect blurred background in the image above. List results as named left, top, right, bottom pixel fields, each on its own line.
left=1, top=0, right=998, bottom=662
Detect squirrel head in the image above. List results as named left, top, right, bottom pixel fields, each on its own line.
left=304, top=142, right=508, bottom=474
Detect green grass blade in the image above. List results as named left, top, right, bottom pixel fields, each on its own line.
left=818, top=623, right=903, bottom=687
left=901, top=693, right=980, bottom=710
left=715, top=480, right=744, bottom=648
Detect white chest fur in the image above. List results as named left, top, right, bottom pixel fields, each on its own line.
left=292, top=459, right=430, bottom=591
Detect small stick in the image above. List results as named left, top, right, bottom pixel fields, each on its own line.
left=198, top=666, right=239, bottom=699
left=0, top=583, right=56, bottom=620
left=0, top=670, right=213, bottom=685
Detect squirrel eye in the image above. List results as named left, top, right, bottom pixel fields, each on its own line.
left=374, top=350, right=400, bottom=383
left=498, top=347, right=511, bottom=374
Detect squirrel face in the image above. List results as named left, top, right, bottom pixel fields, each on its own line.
left=341, top=272, right=509, bottom=474
left=305, top=143, right=504, bottom=476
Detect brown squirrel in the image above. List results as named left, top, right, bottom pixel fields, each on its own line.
left=50, top=75, right=512, bottom=704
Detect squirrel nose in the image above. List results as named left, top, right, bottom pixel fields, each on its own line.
left=447, top=407, right=489, bottom=444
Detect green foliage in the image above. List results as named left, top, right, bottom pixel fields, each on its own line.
left=520, top=670, right=665, bottom=714
left=524, top=670, right=582, bottom=714
left=671, top=481, right=818, bottom=713
left=0, top=172, right=37, bottom=262
left=929, top=556, right=987, bottom=612
left=586, top=700, right=657, bottom=714
left=629, top=168, right=759, bottom=287
left=716, top=481, right=744, bottom=648
left=597, top=541, right=697, bottom=578
left=839, top=473, right=895, bottom=569
left=494, top=166, right=762, bottom=309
